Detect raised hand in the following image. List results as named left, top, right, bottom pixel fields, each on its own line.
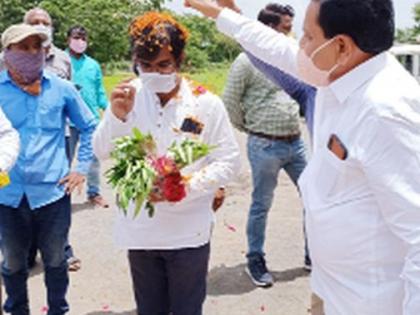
left=111, top=81, right=136, bottom=122
left=216, top=0, right=241, bottom=12
left=184, top=0, right=223, bottom=18
left=212, top=187, right=225, bottom=212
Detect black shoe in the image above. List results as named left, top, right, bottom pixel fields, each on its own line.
left=304, top=256, right=312, bottom=272
left=246, top=255, right=274, bottom=287
left=28, top=258, right=37, bottom=269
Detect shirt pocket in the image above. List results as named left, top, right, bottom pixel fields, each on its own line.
left=301, top=146, right=359, bottom=211
left=36, top=100, right=64, bottom=130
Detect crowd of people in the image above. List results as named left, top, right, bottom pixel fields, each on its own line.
left=0, top=0, right=419, bottom=315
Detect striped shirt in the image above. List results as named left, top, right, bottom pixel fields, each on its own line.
left=246, top=52, right=316, bottom=135
left=223, top=53, right=300, bottom=136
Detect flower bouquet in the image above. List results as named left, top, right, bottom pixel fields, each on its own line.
left=106, top=127, right=214, bottom=218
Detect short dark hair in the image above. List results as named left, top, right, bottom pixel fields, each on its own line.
left=129, top=13, right=188, bottom=68
left=257, top=9, right=281, bottom=27
left=282, top=5, right=295, bottom=17
left=67, top=25, right=87, bottom=38
left=265, top=3, right=295, bottom=17
left=315, top=0, right=394, bottom=54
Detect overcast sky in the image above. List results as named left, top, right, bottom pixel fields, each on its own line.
left=165, top=0, right=418, bottom=36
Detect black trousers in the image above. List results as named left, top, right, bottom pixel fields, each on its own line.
left=128, top=243, right=210, bottom=315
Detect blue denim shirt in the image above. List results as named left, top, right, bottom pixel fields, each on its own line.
left=246, top=52, right=316, bottom=136
left=0, top=70, right=96, bottom=209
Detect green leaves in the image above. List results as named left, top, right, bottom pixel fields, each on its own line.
left=106, top=128, right=157, bottom=217
left=106, top=128, right=216, bottom=218
left=168, top=138, right=215, bottom=168
left=0, top=0, right=167, bottom=63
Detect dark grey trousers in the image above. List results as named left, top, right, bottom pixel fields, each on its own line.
left=128, top=243, right=210, bottom=315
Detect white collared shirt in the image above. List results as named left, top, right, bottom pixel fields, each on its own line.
left=0, top=107, right=19, bottom=172
left=217, top=8, right=420, bottom=315
left=93, top=78, right=240, bottom=250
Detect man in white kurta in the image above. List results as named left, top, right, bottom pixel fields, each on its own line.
left=185, top=0, right=420, bottom=314
left=0, top=107, right=19, bottom=173
left=92, top=11, right=240, bottom=314
left=94, top=77, right=240, bottom=248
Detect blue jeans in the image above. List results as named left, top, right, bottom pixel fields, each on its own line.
left=0, top=195, right=71, bottom=315
left=67, top=126, right=101, bottom=198
left=246, top=135, right=309, bottom=261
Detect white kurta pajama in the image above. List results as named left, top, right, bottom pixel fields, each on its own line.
left=93, top=78, right=240, bottom=250
left=216, top=8, right=420, bottom=315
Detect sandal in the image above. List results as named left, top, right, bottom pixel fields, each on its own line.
left=67, top=257, right=82, bottom=272
left=88, top=195, right=109, bottom=208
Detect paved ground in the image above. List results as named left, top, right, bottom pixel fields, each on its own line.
left=2, top=129, right=311, bottom=315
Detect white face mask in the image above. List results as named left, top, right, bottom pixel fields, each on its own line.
left=297, top=38, right=339, bottom=87
left=33, top=24, right=53, bottom=48
left=137, top=67, right=178, bottom=94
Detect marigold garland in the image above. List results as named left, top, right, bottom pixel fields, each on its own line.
left=129, top=11, right=189, bottom=51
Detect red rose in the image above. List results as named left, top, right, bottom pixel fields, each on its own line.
left=152, top=156, right=177, bottom=175
left=161, top=172, right=186, bottom=202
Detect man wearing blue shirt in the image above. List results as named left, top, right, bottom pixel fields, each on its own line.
left=66, top=25, right=109, bottom=208
left=0, top=24, right=95, bottom=315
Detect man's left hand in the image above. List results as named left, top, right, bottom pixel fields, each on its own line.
left=212, top=187, right=225, bottom=212
left=59, top=172, right=86, bottom=195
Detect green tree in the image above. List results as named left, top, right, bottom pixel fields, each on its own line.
left=0, top=0, right=167, bottom=64
left=0, top=0, right=240, bottom=70
left=178, top=14, right=241, bottom=71
left=396, top=3, right=420, bottom=43
left=0, top=0, right=41, bottom=31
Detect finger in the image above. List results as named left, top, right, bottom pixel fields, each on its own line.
left=116, top=82, right=136, bottom=93
left=112, top=87, right=133, bottom=98
left=77, top=182, right=83, bottom=195
left=58, top=176, right=69, bottom=185
left=67, top=180, right=80, bottom=195
left=112, top=87, right=135, bottom=101
left=64, top=181, right=71, bottom=195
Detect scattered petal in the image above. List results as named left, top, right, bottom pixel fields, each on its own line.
left=224, top=221, right=237, bottom=232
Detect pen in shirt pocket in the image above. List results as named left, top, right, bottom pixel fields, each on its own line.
left=327, top=134, right=348, bottom=160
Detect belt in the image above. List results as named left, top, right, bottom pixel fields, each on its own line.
left=249, top=131, right=301, bottom=142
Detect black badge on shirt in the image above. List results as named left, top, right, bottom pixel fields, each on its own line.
left=180, top=116, right=204, bottom=135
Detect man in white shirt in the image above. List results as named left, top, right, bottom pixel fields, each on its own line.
left=0, top=108, right=19, bottom=173
left=185, top=1, right=420, bottom=314
left=93, top=12, right=240, bottom=315
left=0, top=107, right=19, bottom=315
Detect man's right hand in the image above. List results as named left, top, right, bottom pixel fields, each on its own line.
left=111, top=81, right=136, bottom=122
left=184, top=0, right=223, bottom=18
left=216, top=0, right=241, bottom=12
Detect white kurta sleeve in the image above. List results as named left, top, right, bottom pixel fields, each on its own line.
left=186, top=94, right=241, bottom=200
left=92, top=107, right=137, bottom=160
left=361, top=112, right=420, bottom=314
left=216, top=8, right=299, bottom=77
left=0, top=107, right=19, bottom=171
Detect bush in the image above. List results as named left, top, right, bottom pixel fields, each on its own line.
left=177, top=14, right=241, bottom=70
